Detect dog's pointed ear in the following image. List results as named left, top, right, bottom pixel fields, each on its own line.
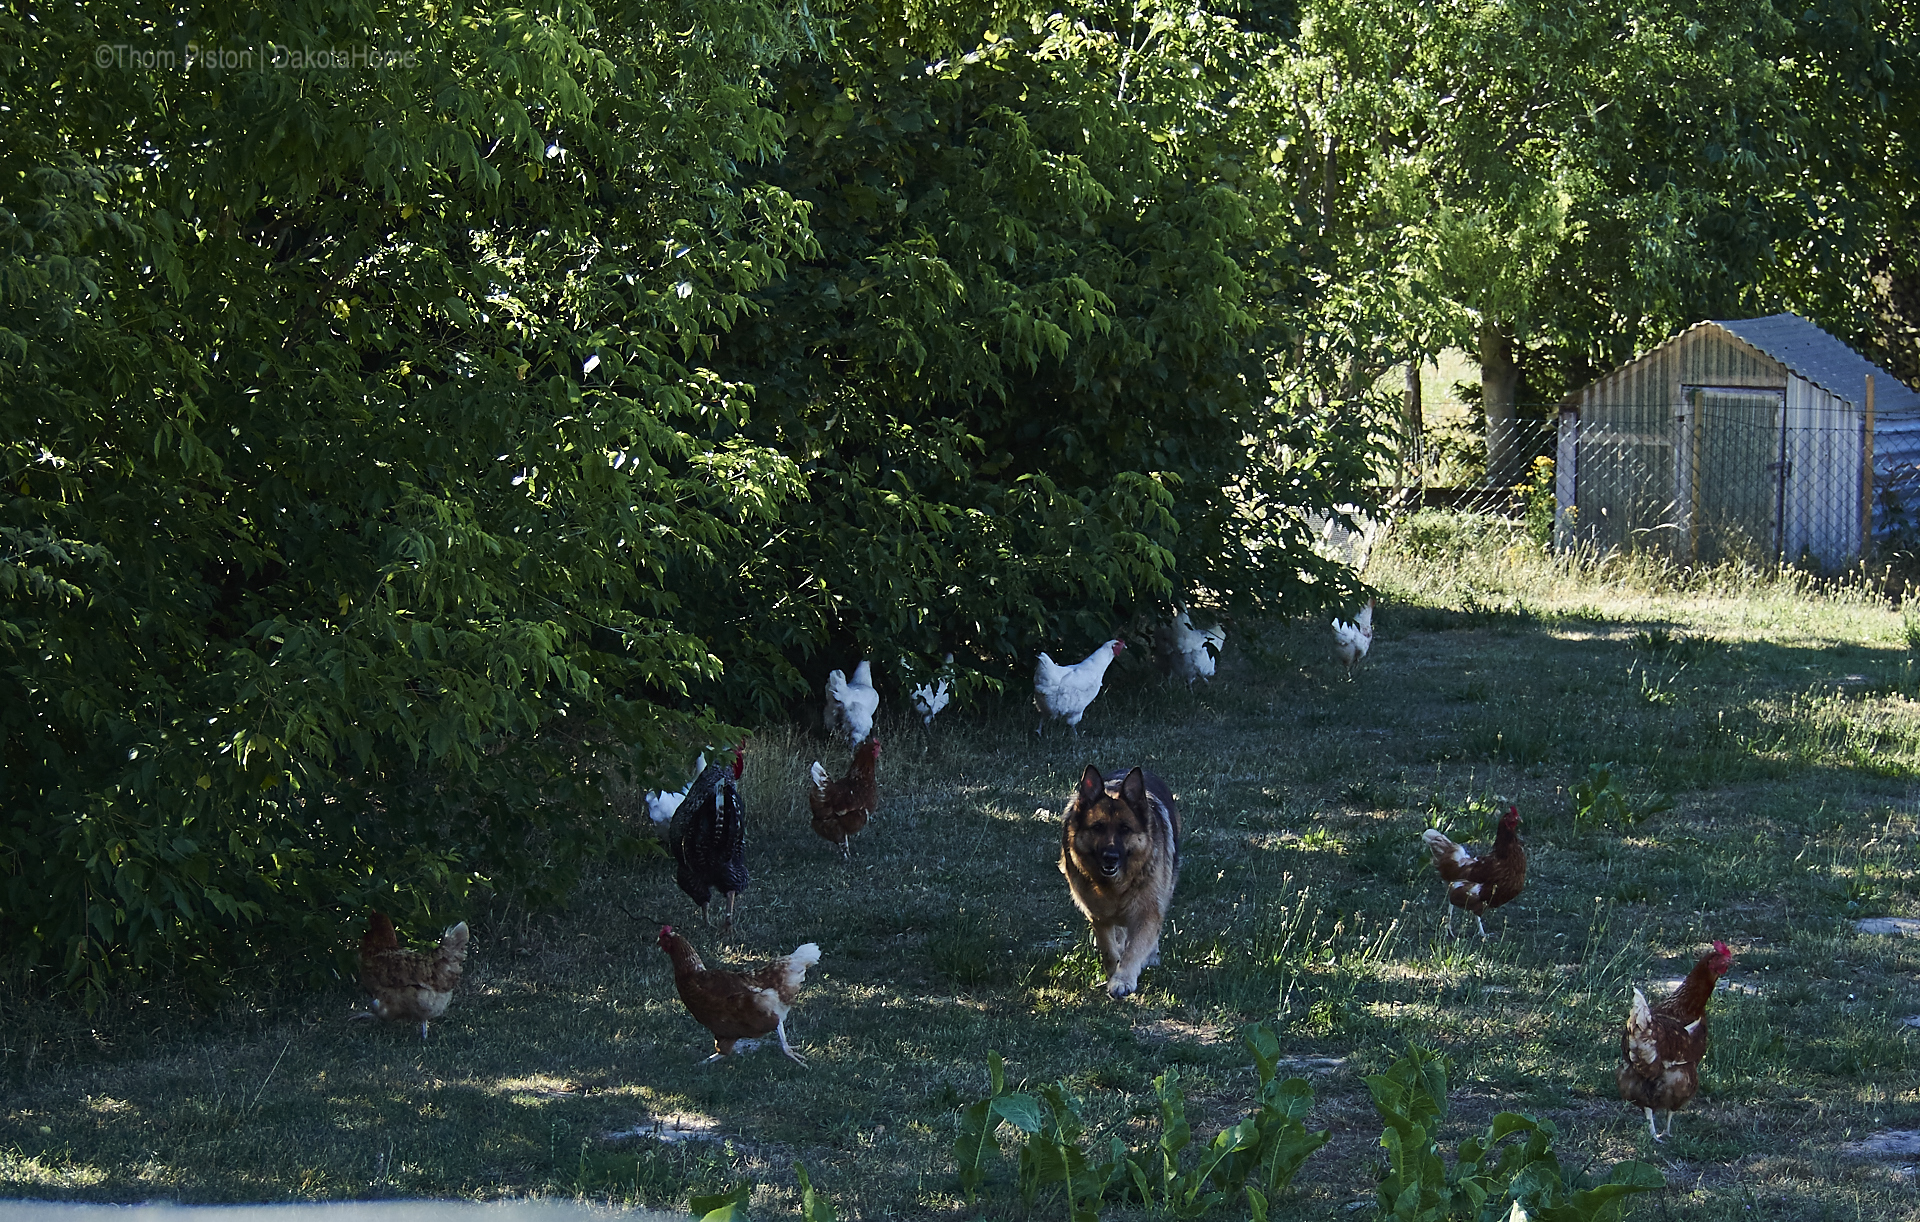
left=1077, top=765, right=1105, bottom=803
left=1120, top=767, right=1147, bottom=808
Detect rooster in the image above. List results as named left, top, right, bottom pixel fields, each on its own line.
left=1035, top=639, right=1125, bottom=735
left=645, top=752, right=706, bottom=824
left=824, top=661, right=880, bottom=750
left=910, top=654, right=954, bottom=726
left=658, top=926, right=820, bottom=1063
left=1420, top=804, right=1526, bottom=937
left=807, top=737, right=881, bottom=857
left=354, top=912, right=470, bottom=1039
left=667, top=745, right=748, bottom=931
left=1331, top=599, right=1374, bottom=679
left=1155, top=606, right=1226, bottom=689
left=1618, top=941, right=1735, bottom=1141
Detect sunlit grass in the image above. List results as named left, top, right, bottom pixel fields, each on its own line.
left=6, top=512, right=1920, bottom=1217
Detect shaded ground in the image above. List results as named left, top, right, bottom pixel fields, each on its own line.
left=6, top=515, right=1920, bottom=1219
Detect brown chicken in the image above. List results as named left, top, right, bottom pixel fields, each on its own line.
left=1618, top=940, right=1734, bottom=1141
left=807, top=737, right=880, bottom=857
left=1421, top=804, right=1527, bottom=937
left=658, top=926, right=820, bottom=1063
left=355, top=912, right=470, bottom=1038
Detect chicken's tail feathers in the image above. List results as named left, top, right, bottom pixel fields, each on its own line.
left=825, top=670, right=849, bottom=700
left=1420, top=828, right=1464, bottom=864
left=807, top=761, right=830, bottom=795
left=1356, top=600, right=1375, bottom=633
left=1623, top=988, right=1659, bottom=1064
left=438, top=921, right=470, bottom=967
left=773, top=942, right=822, bottom=992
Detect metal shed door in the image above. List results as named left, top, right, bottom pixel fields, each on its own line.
left=1683, top=386, right=1788, bottom=565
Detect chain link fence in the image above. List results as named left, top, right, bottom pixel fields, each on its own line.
left=1378, top=401, right=1888, bottom=572
left=1386, top=414, right=1558, bottom=518
left=1555, top=394, right=1877, bottom=570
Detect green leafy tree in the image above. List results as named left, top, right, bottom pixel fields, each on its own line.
left=698, top=0, right=1374, bottom=698
left=0, top=0, right=811, bottom=997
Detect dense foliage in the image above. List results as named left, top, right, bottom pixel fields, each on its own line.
left=2, top=0, right=1913, bottom=997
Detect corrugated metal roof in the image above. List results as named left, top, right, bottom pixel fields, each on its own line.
left=1712, top=313, right=1920, bottom=414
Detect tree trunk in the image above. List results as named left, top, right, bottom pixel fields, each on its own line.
left=1400, top=360, right=1424, bottom=489
left=1480, top=321, right=1523, bottom=487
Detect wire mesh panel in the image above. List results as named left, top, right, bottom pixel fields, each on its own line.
left=1561, top=400, right=1678, bottom=556
left=1688, top=389, right=1785, bottom=566
left=1558, top=392, right=1869, bottom=569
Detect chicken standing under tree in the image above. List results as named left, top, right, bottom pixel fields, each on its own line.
left=808, top=737, right=881, bottom=857
left=1155, top=605, right=1226, bottom=689
left=1332, top=599, right=1374, bottom=679
left=910, top=654, right=954, bottom=726
left=824, top=661, right=879, bottom=750
left=1618, top=940, right=1734, bottom=1141
left=658, top=926, right=820, bottom=1063
left=1034, top=639, right=1125, bottom=735
left=667, top=745, right=749, bottom=932
left=1420, top=804, right=1527, bottom=937
left=353, top=912, right=470, bottom=1039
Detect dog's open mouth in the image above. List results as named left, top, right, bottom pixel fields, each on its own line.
left=1098, top=856, right=1123, bottom=879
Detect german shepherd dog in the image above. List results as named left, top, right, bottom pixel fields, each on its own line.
left=1059, top=764, right=1181, bottom=998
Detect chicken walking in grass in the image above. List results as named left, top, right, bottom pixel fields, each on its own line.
left=1035, top=639, right=1125, bottom=735
left=1618, top=941, right=1734, bottom=1141
left=354, top=912, right=470, bottom=1039
left=1421, top=804, right=1526, bottom=937
left=658, top=926, right=820, bottom=1064
left=807, top=737, right=880, bottom=858
left=910, top=654, right=954, bottom=726
left=1331, top=599, right=1374, bottom=679
left=1155, top=606, right=1226, bottom=689
left=824, top=661, right=880, bottom=750
left=668, top=745, right=749, bottom=932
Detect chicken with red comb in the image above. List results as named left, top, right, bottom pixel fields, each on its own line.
left=1618, top=940, right=1734, bottom=1141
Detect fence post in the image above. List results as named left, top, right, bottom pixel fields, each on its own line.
left=1863, top=374, right=1876, bottom=560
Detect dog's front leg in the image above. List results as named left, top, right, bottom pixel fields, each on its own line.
left=1106, top=913, right=1163, bottom=998
left=1092, top=922, right=1127, bottom=976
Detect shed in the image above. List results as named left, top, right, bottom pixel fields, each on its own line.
left=1554, top=313, right=1920, bottom=568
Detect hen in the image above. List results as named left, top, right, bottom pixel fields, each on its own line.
left=1420, top=804, right=1526, bottom=937
left=645, top=752, right=706, bottom=825
left=355, top=912, right=470, bottom=1039
left=1618, top=941, right=1735, bottom=1141
left=910, top=654, right=955, bottom=726
left=1155, top=606, right=1226, bottom=689
left=658, top=926, right=820, bottom=1063
left=1331, top=599, right=1375, bottom=679
left=824, top=661, right=880, bottom=750
left=1035, top=639, right=1125, bottom=735
left=667, top=745, right=749, bottom=931
left=807, top=737, right=881, bottom=858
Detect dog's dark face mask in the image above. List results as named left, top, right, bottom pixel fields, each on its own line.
left=1071, top=765, right=1145, bottom=882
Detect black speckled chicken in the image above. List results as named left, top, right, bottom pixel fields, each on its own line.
left=667, top=744, right=749, bottom=931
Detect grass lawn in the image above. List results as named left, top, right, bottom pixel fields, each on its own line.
left=7, top=511, right=1920, bottom=1219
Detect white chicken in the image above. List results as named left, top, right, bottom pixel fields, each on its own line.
left=824, top=660, right=880, bottom=749
left=1154, top=606, right=1226, bottom=689
left=910, top=653, right=954, bottom=726
left=1331, top=599, right=1374, bottom=679
left=645, top=752, right=707, bottom=824
left=1034, top=639, right=1125, bottom=734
